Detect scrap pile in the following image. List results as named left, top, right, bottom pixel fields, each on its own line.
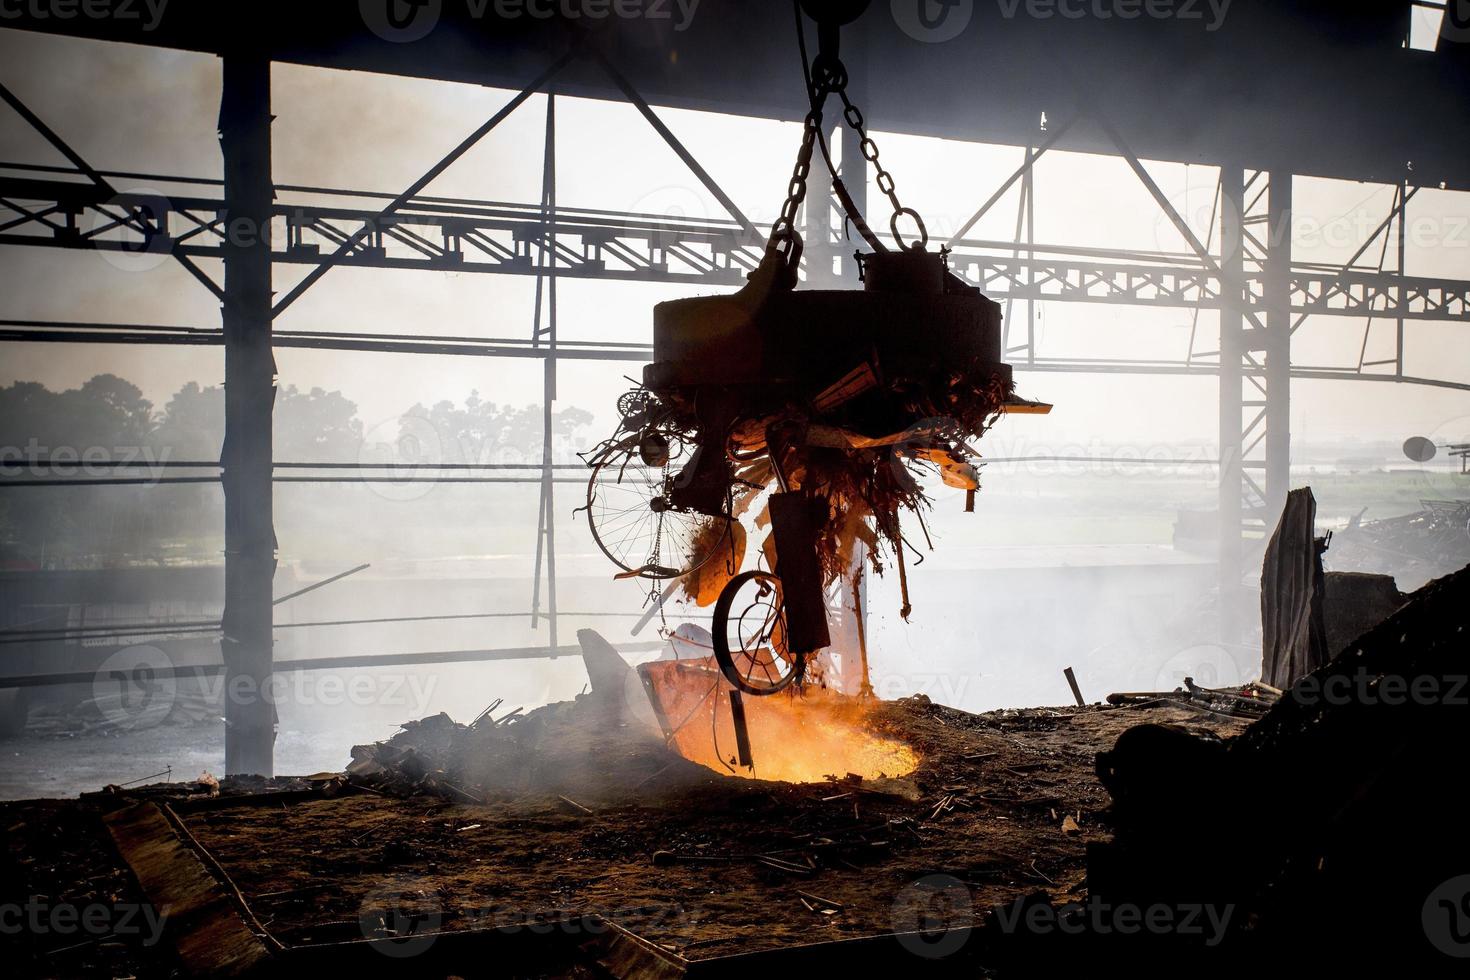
left=345, top=699, right=712, bottom=805
left=579, top=247, right=1042, bottom=700
left=1326, top=497, right=1470, bottom=588
left=1104, top=677, right=1280, bottom=721
left=644, top=248, right=1017, bottom=601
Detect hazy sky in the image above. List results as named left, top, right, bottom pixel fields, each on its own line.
left=1, top=23, right=1468, bottom=757
left=1, top=26, right=1467, bottom=456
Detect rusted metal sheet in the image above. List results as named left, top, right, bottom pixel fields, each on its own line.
left=1260, top=487, right=1329, bottom=689
left=103, top=802, right=273, bottom=977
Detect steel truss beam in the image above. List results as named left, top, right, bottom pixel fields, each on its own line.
left=5, top=320, right=1465, bottom=393
left=2, top=171, right=1468, bottom=327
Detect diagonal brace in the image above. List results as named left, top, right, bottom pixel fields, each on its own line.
left=948, top=114, right=1075, bottom=246
left=271, top=48, right=578, bottom=318
left=0, top=78, right=224, bottom=300
left=592, top=49, right=760, bottom=243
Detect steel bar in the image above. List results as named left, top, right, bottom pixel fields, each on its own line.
left=0, top=458, right=582, bottom=470
left=1086, top=97, right=1268, bottom=335
left=219, top=53, right=276, bottom=777
left=1218, top=164, right=1246, bottom=638
left=1290, top=185, right=1421, bottom=337
left=3, top=325, right=1466, bottom=390
left=531, top=93, right=558, bottom=636
left=1264, top=171, right=1292, bottom=519
left=0, top=641, right=666, bottom=689
left=0, top=476, right=592, bottom=487
left=0, top=609, right=714, bottom=645
left=270, top=563, right=371, bottom=606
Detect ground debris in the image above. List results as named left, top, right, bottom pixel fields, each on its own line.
left=345, top=693, right=714, bottom=805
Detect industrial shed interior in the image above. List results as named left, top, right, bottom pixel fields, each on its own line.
left=0, top=1, right=1468, bottom=976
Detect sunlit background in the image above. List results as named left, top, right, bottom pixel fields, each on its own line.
left=1, top=22, right=1466, bottom=796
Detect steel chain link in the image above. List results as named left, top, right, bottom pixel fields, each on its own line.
left=835, top=87, right=928, bottom=251
left=767, top=54, right=930, bottom=257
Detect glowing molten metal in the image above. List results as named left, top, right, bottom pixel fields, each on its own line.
left=639, top=658, right=918, bottom=783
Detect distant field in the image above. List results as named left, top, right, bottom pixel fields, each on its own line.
left=14, top=466, right=1466, bottom=567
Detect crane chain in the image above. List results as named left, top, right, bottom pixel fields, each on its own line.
left=766, top=51, right=930, bottom=258
left=832, top=84, right=929, bottom=252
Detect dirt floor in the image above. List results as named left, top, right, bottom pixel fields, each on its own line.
left=4, top=695, right=1249, bottom=973
left=1, top=796, right=180, bottom=978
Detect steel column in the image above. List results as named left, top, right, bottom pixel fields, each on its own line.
left=530, top=95, right=559, bottom=648
left=801, top=123, right=843, bottom=289
left=1217, top=165, right=1246, bottom=639
left=219, top=52, right=276, bottom=777
left=1397, top=180, right=1408, bottom=378
left=837, top=32, right=867, bottom=286
left=1264, top=170, right=1293, bottom=519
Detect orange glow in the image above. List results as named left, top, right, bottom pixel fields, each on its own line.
left=639, top=659, right=918, bottom=783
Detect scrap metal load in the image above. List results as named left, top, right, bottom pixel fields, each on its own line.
left=582, top=0, right=1045, bottom=699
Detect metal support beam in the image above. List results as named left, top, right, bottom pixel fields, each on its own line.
left=4, top=169, right=1467, bottom=325
left=1217, top=165, right=1294, bottom=642
left=1021, top=148, right=1036, bottom=362
left=825, top=22, right=868, bottom=287
left=530, top=95, right=559, bottom=647
left=1264, top=171, right=1293, bottom=520
left=1218, top=164, right=1246, bottom=641
left=219, top=52, right=276, bottom=777
left=1397, top=181, right=1408, bottom=378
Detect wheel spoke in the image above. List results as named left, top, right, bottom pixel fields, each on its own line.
left=587, top=437, right=727, bottom=579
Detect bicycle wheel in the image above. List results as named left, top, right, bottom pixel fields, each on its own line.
left=712, top=570, right=805, bottom=695
left=586, top=436, right=728, bottom=580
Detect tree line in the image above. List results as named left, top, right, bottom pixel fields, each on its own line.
left=0, top=376, right=593, bottom=567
